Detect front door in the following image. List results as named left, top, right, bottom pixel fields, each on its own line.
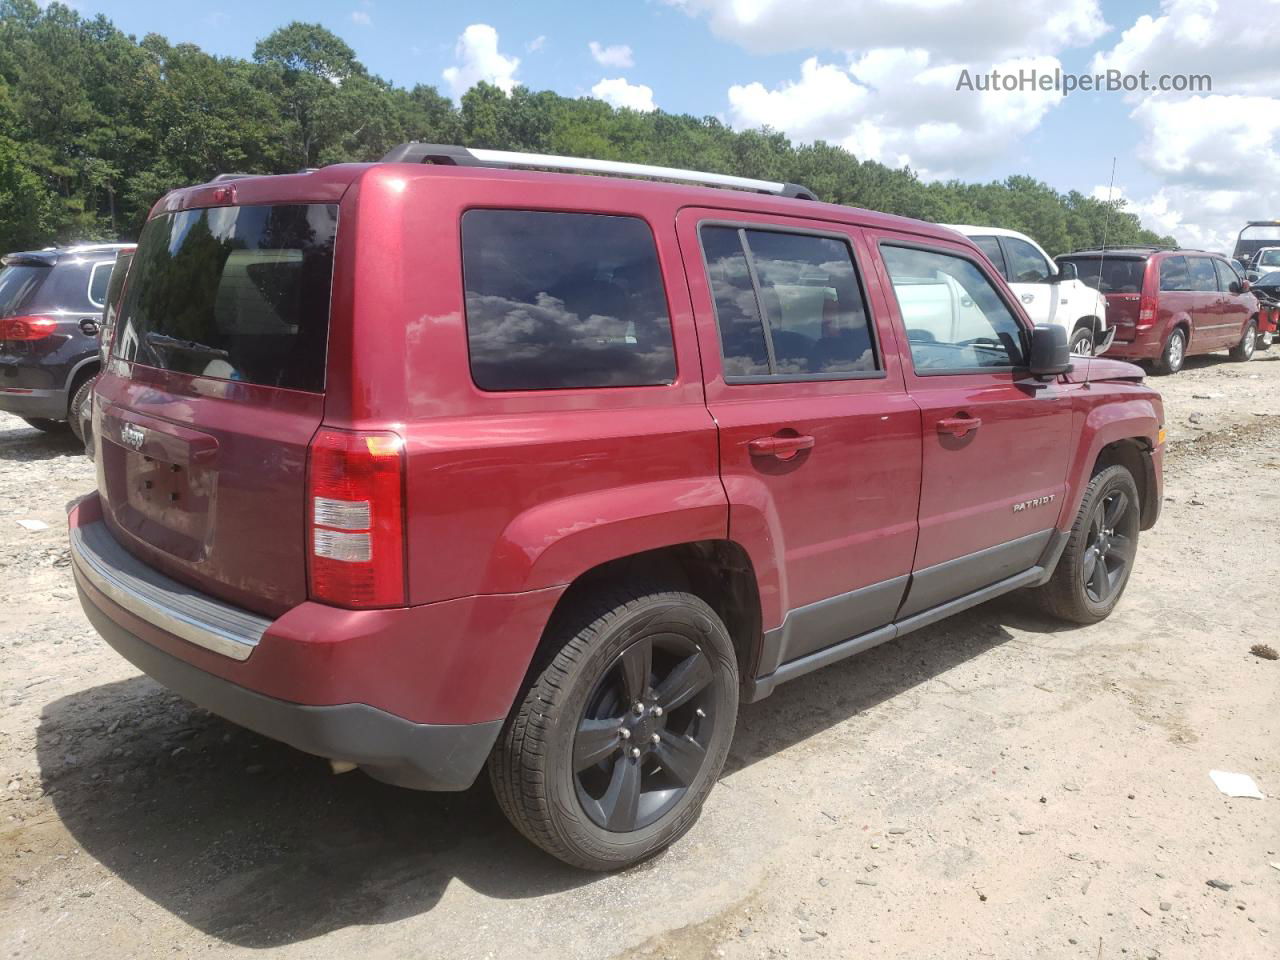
left=675, top=209, right=923, bottom=670
left=999, top=234, right=1059, bottom=327
left=871, top=235, right=1073, bottom=618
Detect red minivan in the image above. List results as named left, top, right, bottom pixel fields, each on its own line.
left=1059, top=246, right=1261, bottom=374
left=71, top=145, right=1164, bottom=869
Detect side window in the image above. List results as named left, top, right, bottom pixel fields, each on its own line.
left=1001, top=236, right=1052, bottom=283
left=1187, top=257, right=1218, bottom=293
left=881, top=244, right=1026, bottom=372
left=700, top=225, right=879, bottom=379
left=87, top=260, right=113, bottom=308
left=1159, top=256, right=1191, bottom=292
left=1213, top=258, right=1239, bottom=292
left=972, top=236, right=1007, bottom=279
left=701, top=226, right=771, bottom=376
left=461, top=210, right=676, bottom=391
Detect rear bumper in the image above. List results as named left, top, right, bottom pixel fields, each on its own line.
left=78, top=591, right=501, bottom=790
left=69, top=493, right=563, bottom=791
left=1102, top=337, right=1159, bottom=361
left=0, top=385, right=65, bottom=420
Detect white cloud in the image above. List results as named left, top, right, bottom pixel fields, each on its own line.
left=350, top=10, right=371, bottom=26
left=442, top=24, right=520, bottom=100
left=727, top=51, right=1064, bottom=178
left=1091, top=0, right=1278, bottom=97
left=1103, top=94, right=1280, bottom=252
left=527, top=35, right=547, bottom=53
left=588, top=41, right=635, bottom=68
left=664, top=0, right=1107, bottom=60
left=591, top=77, right=657, bottom=112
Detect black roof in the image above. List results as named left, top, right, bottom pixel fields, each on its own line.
left=1, top=243, right=133, bottom=268
left=1062, top=245, right=1214, bottom=259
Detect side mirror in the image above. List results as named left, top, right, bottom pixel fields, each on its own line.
left=1028, top=324, right=1073, bottom=378
left=1054, top=261, right=1078, bottom=282
left=1230, top=280, right=1248, bottom=294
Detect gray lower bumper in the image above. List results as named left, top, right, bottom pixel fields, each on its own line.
left=0, top=387, right=65, bottom=420
left=77, top=584, right=502, bottom=791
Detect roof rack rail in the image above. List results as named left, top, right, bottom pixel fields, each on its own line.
left=1085, top=244, right=1178, bottom=252
left=379, top=142, right=819, bottom=201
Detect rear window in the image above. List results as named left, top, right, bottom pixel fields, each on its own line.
left=0, top=263, right=48, bottom=317
left=461, top=210, right=676, bottom=391
left=112, top=204, right=337, bottom=392
left=1063, top=257, right=1146, bottom=294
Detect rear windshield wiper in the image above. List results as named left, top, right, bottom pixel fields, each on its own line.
left=143, top=332, right=229, bottom=359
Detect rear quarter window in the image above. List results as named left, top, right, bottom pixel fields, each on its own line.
left=461, top=210, right=676, bottom=391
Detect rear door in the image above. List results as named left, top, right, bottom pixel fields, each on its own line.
left=872, top=234, right=1072, bottom=618
left=94, top=201, right=338, bottom=617
left=676, top=209, right=922, bottom=670
left=1214, top=258, right=1251, bottom=344
left=1186, top=255, right=1228, bottom=349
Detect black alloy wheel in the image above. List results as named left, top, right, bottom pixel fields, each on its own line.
left=1082, top=487, right=1139, bottom=605
left=573, top=632, right=718, bottom=832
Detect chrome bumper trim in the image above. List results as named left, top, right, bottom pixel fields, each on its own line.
left=70, top=520, right=268, bottom=661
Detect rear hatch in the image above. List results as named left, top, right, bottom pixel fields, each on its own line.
left=0, top=255, right=54, bottom=366
left=96, top=200, right=339, bottom=617
left=1062, top=255, right=1148, bottom=341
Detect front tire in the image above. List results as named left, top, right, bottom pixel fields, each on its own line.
left=489, top=587, right=739, bottom=870
left=1069, top=328, right=1094, bottom=356
left=1230, top=319, right=1258, bottom=362
left=1154, top=327, right=1186, bottom=375
left=1030, top=465, right=1141, bottom=624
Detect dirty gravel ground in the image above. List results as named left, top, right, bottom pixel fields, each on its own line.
left=1, top=352, right=1278, bottom=960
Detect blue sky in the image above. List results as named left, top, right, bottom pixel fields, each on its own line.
left=70, top=0, right=1280, bottom=250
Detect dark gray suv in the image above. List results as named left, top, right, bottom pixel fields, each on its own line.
left=0, top=243, right=133, bottom=433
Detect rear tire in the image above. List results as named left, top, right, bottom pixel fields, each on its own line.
left=489, top=587, right=738, bottom=870
left=21, top=418, right=68, bottom=434
left=1229, top=319, right=1258, bottom=362
left=1154, top=327, right=1186, bottom=375
left=1029, top=464, right=1141, bottom=625
left=69, top=374, right=97, bottom=445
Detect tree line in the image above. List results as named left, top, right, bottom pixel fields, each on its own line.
left=0, top=1, right=1177, bottom=256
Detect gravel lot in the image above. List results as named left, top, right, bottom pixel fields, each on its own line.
left=1, top=352, right=1278, bottom=960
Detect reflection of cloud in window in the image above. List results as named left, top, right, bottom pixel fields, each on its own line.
left=466, top=291, right=675, bottom=390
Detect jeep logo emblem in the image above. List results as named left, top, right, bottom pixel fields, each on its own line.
left=1013, top=494, right=1055, bottom=513
left=120, top=423, right=145, bottom=451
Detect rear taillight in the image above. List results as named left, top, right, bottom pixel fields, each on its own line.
left=307, top=428, right=406, bottom=608
left=1137, top=295, right=1157, bottom=329
left=0, top=315, right=58, bottom=341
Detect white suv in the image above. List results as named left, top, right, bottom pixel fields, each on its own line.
left=944, top=225, right=1109, bottom=355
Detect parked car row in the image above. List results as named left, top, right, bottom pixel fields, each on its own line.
left=1058, top=245, right=1271, bottom=374
left=55, top=144, right=1165, bottom=870
left=939, top=224, right=1272, bottom=376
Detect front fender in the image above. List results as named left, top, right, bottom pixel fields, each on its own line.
left=484, top=477, right=729, bottom=593
left=1059, top=387, right=1162, bottom=530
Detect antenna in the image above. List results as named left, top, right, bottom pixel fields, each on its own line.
left=1085, top=157, right=1119, bottom=384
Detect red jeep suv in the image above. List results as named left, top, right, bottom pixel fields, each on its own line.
left=1059, top=246, right=1264, bottom=374
left=70, top=145, right=1164, bottom=869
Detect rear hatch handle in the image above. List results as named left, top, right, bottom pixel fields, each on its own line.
left=101, top=405, right=219, bottom=465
